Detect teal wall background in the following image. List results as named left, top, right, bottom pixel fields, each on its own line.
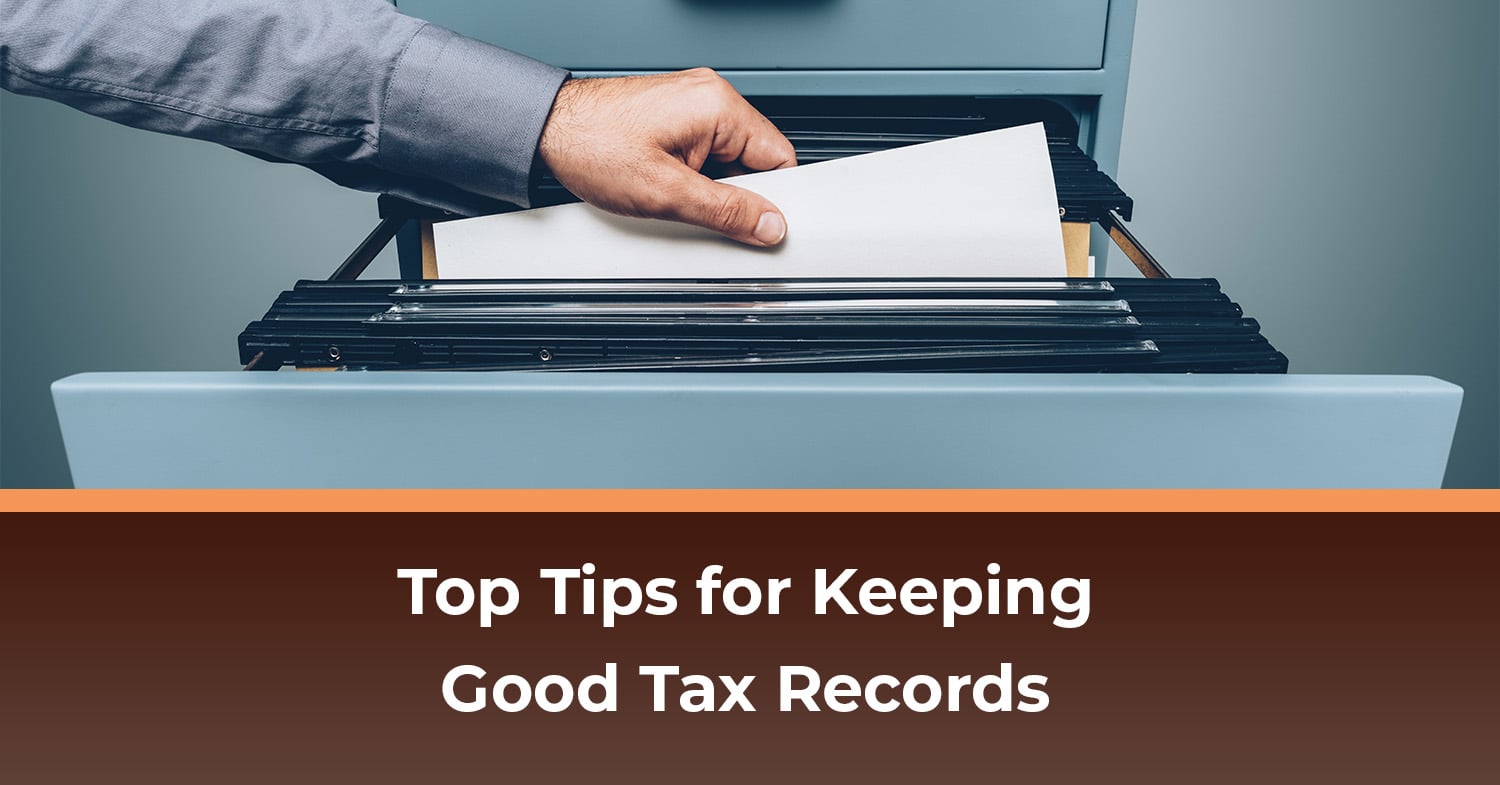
left=1117, top=0, right=1498, bottom=488
left=2, top=0, right=1496, bottom=487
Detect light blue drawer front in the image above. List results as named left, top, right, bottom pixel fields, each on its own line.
left=396, top=0, right=1112, bottom=70
left=54, top=373, right=1462, bottom=489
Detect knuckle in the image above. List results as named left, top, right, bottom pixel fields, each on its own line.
left=683, top=67, right=734, bottom=99
left=679, top=67, right=716, bottom=89
left=705, top=192, right=750, bottom=234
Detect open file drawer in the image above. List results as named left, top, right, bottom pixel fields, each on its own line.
left=48, top=0, right=1465, bottom=488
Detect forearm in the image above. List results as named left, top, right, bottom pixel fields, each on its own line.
left=0, top=0, right=567, bottom=208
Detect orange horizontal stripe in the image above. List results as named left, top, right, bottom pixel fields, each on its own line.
left=1, top=489, right=1497, bottom=513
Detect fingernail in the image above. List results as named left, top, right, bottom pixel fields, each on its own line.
left=753, top=212, right=786, bottom=245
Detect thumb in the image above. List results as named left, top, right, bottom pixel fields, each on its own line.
left=658, top=166, right=788, bottom=247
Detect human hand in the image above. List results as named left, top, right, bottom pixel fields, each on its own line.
left=537, top=68, right=797, bottom=247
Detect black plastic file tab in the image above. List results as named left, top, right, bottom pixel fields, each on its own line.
left=238, top=278, right=1287, bottom=374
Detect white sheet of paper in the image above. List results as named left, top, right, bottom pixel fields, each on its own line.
left=433, top=122, right=1065, bottom=279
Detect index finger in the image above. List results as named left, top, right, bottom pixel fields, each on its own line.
left=716, top=94, right=798, bottom=173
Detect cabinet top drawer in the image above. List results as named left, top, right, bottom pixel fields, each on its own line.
left=396, top=0, right=1112, bottom=71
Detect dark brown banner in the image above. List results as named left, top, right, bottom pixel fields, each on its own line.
left=3, top=515, right=1493, bottom=784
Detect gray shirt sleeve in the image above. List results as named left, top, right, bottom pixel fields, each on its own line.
left=0, top=0, right=569, bottom=212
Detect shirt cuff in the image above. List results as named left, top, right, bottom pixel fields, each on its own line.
left=379, top=23, right=568, bottom=208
